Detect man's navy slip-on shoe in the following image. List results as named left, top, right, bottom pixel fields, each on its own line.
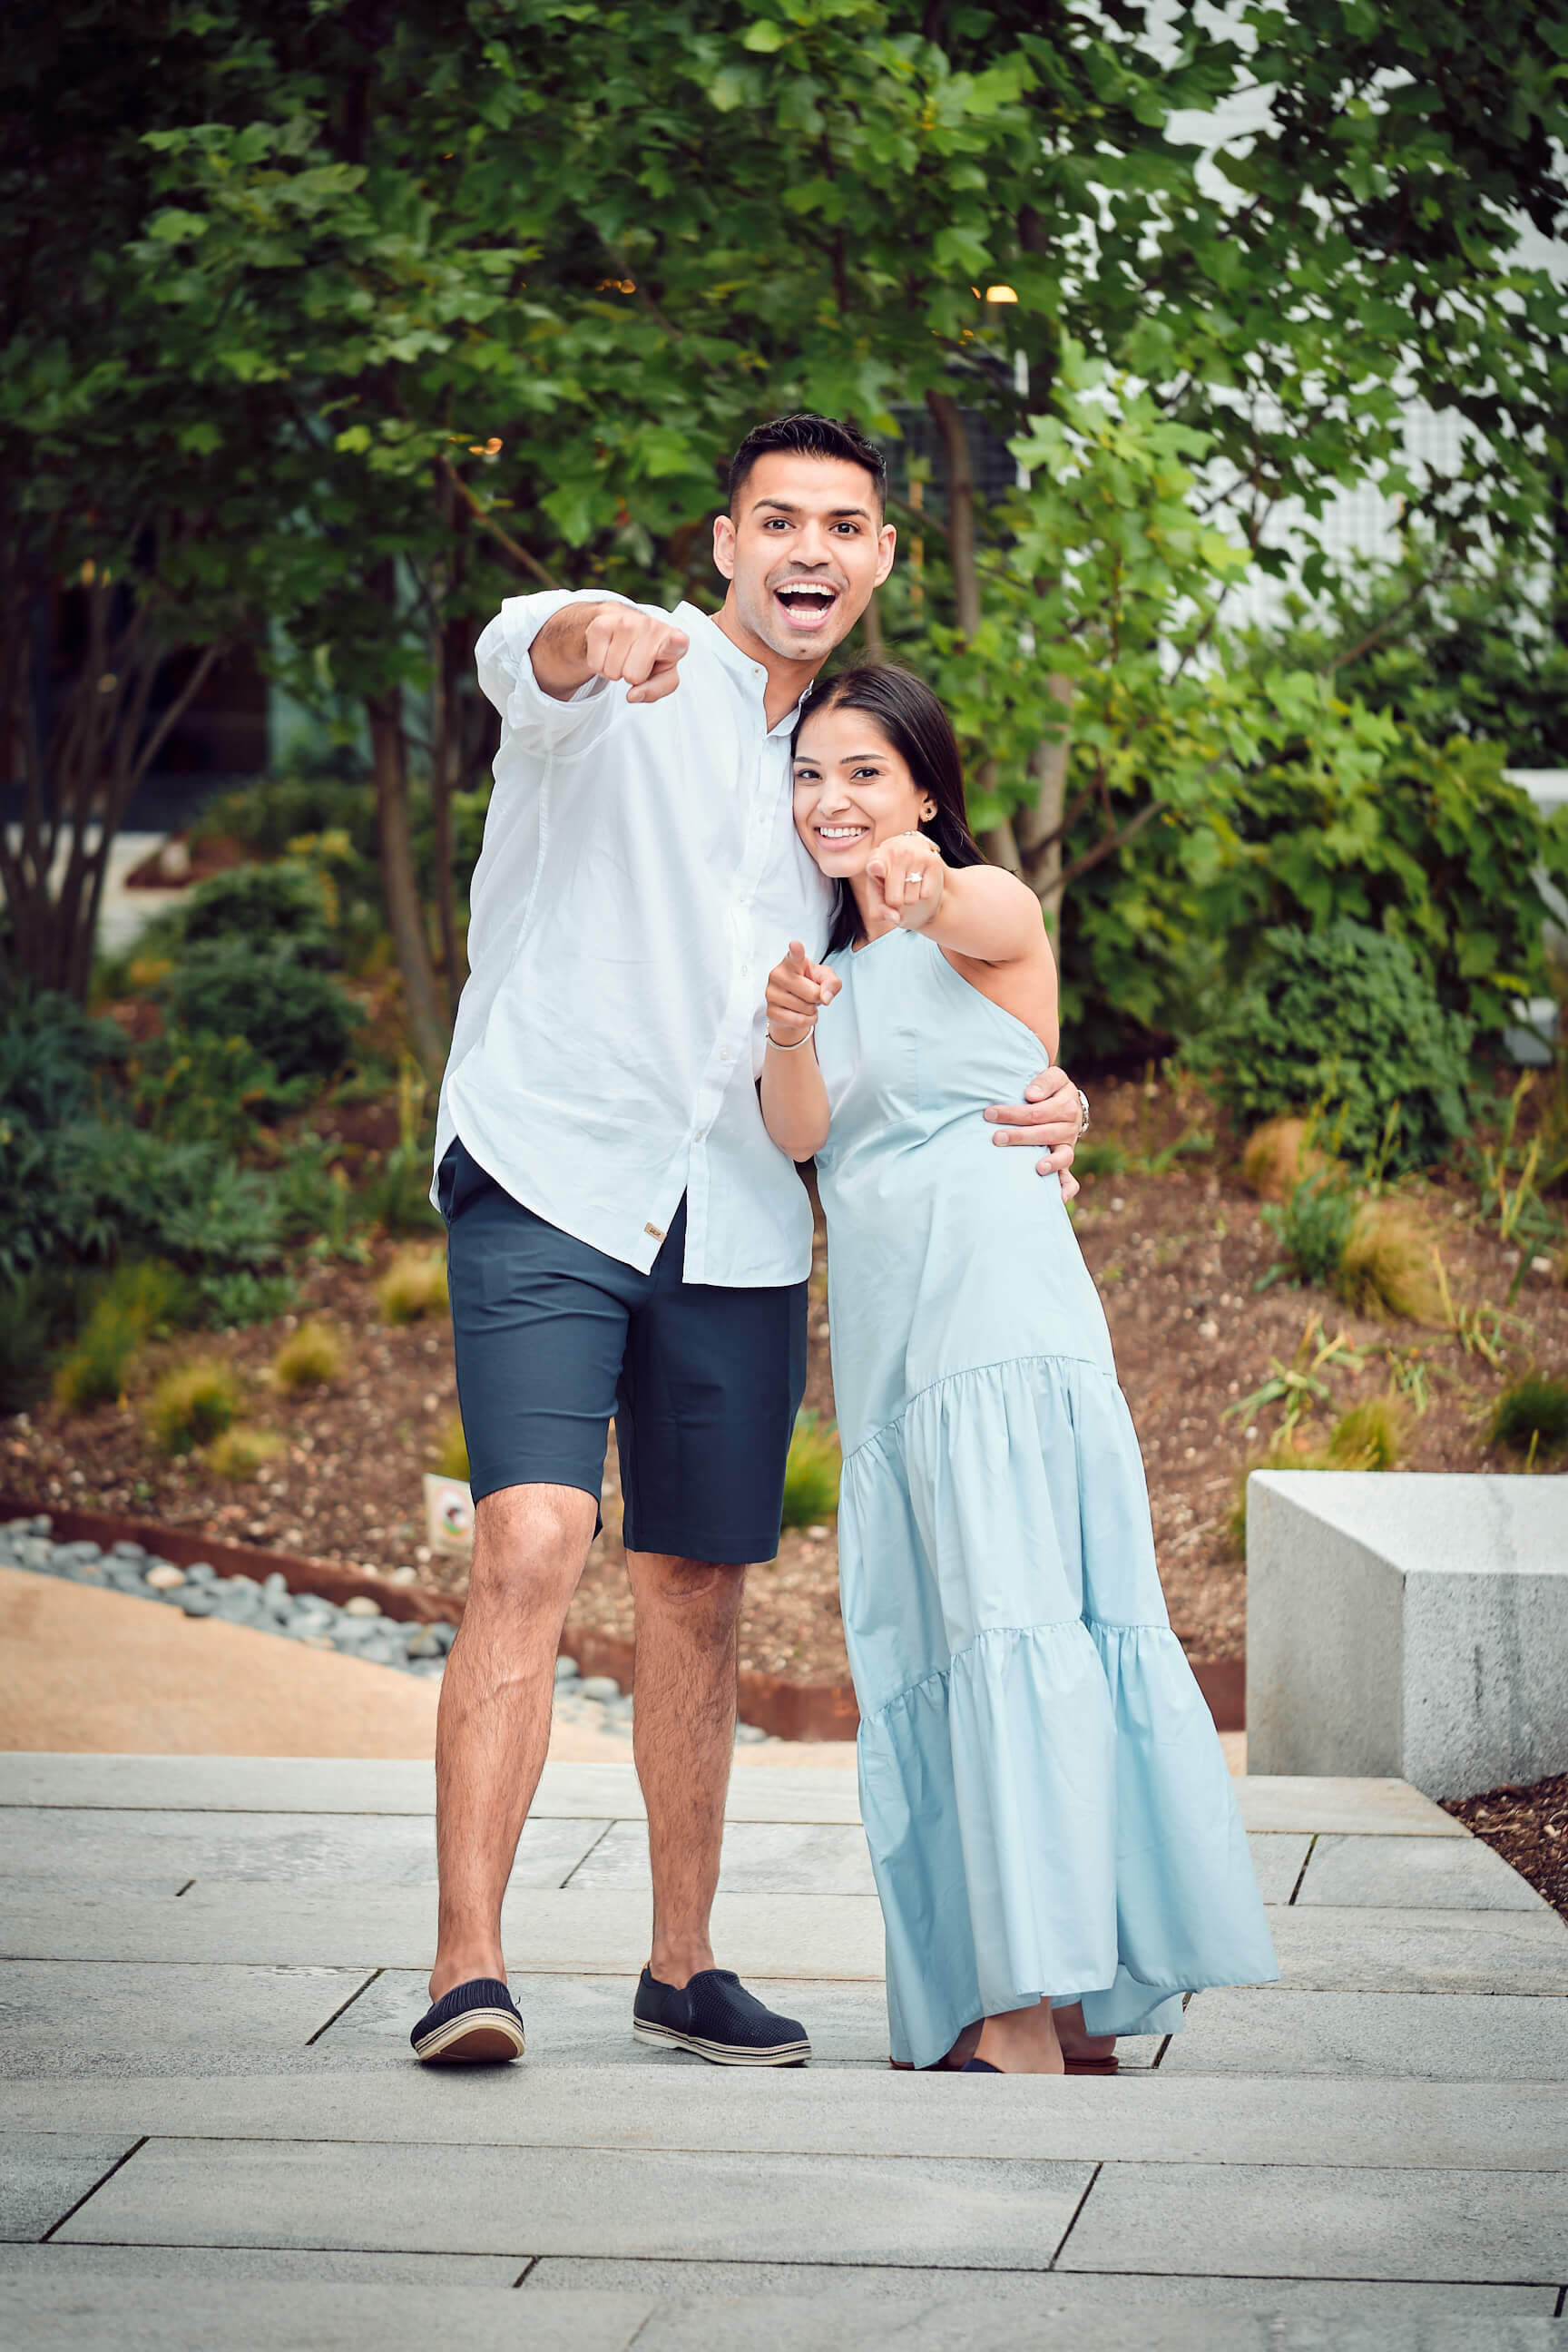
left=410, top=1977, right=525, bottom=2064
left=632, top=1966, right=810, bottom=2067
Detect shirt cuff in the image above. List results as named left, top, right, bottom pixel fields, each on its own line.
left=476, top=590, right=639, bottom=743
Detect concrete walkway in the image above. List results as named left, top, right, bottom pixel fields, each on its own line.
left=0, top=1565, right=855, bottom=1769
left=2, top=1756, right=1565, bottom=2347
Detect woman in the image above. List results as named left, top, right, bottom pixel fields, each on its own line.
left=760, top=666, right=1276, bottom=2076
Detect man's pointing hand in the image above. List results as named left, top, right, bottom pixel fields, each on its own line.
left=584, top=608, right=689, bottom=705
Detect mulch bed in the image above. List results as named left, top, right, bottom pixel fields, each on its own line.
left=5, top=1070, right=1563, bottom=1700
left=1443, top=1775, right=1568, bottom=1923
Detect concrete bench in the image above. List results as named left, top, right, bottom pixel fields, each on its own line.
left=1246, top=1470, right=1568, bottom=1799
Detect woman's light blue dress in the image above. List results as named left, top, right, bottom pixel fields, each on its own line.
left=812, top=927, right=1277, bottom=2070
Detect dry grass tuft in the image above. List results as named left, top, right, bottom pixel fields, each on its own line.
left=149, top=1359, right=239, bottom=1455
left=1240, top=1117, right=1328, bottom=1202
left=1338, top=1201, right=1446, bottom=1324
left=273, top=1318, right=346, bottom=1391
left=430, top=1416, right=470, bottom=1483
left=1325, top=1394, right=1406, bottom=1472
left=207, top=1424, right=286, bottom=1481
left=377, top=1248, right=448, bottom=1328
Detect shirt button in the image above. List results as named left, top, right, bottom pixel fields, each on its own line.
left=720, top=1049, right=733, bottom=1064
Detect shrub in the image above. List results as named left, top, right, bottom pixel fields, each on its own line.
left=54, top=1263, right=190, bottom=1412
left=0, top=991, right=125, bottom=1129
left=1325, top=1395, right=1406, bottom=1472
left=176, top=859, right=338, bottom=965
left=149, top=1359, right=239, bottom=1454
left=207, top=1424, right=285, bottom=1480
left=273, top=1318, right=346, bottom=1390
left=1490, top=1375, right=1568, bottom=1456
left=197, top=1271, right=299, bottom=1329
left=1338, top=1202, right=1446, bottom=1325
left=781, top=1411, right=841, bottom=1529
left=430, top=1416, right=470, bottom=1482
left=1262, top=1171, right=1359, bottom=1293
left=130, top=1027, right=308, bottom=1149
left=377, top=1249, right=447, bottom=1326
left=1240, top=1117, right=1327, bottom=1203
left=161, top=940, right=358, bottom=1083
left=0, top=1269, right=80, bottom=1413
left=1191, top=921, right=1474, bottom=1171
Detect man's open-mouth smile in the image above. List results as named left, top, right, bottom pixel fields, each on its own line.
left=773, top=579, right=841, bottom=632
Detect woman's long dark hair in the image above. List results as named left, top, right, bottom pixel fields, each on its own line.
left=795, top=665, right=986, bottom=955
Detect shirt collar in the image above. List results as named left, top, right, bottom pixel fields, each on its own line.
left=674, top=603, right=813, bottom=736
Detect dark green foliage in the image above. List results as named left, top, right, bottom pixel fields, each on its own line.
left=0, top=1269, right=81, bottom=1413
left=160, top=941, right=358, bottom=1084
left=1490, top=1375, right=1568, bottom=1456
left=195, top=1269, right=299, bottom=1329
left=1218, top=732, right=1567, bottom=1044
left=176, top=861, right=338, bottom=965
left=1250, top=556, right=1568, bottom=770
left=0, top=994, right=288, bottom=1284
left=0, top=993, right=125, bottom=1129
left=130, top=1027, right=311, bottom=1148
left=1260, top=1171, right=1359, bottom=1293
left=1191, top=921, right=1474, bottom=1171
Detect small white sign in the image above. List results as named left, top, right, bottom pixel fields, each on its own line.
left=423, top=1473, right=475, bottom=1555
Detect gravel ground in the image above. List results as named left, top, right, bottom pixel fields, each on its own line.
left=5, top=1072, right=1563, bottom=1685
left=1445, top=1774, right=1568, bottom=1923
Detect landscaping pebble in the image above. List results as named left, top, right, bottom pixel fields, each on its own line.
left=0, top=1515, right=768, bottom=1740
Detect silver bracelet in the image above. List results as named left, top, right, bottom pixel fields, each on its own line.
left=766, top=1027, right=817, bottom=1052
left=1075, top=1086, right=1091, bottom=1137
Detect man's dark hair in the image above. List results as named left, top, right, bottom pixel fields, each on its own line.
left=727, top=413, right=887, bottom=514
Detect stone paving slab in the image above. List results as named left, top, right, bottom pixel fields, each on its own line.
left=1267, top=1905, right=1568, bottom=1994
left=5, top=1881, right=891, bottom=1976
left=1230, top=1779, right=1467, bottom=1838
left=1058, top=2160, right=1568, bottom=2283
left=569, top=1820, right=879, bottom=1896
left=0, top=2243, right=526, bottom=2284
left=1297, top=1833, right=1550, bottom=1912
left=1161, top=1988, right=1568, bottom=2081
left=0, top=1963, right=376, bottom=2080
left=54, top=2136, right=1096, bottom=2268
left=525, top=2257, right=1563, bottom=2319
left=1243, top=1834, right=1311, bottom=1905
left=0, top=2277, right=652, bottom=2351
left=0, top=1755, right=865, bottom=1823
left=0, top=1808, right=601, bottom=1889
left=8, top=2070, right=1566, bottom=2172
left=624, top=2299, right=1568, bottom=2352
left=0, top=2132, right=137, bottom=2241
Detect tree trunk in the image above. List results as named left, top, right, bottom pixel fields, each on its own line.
left=862, top=593, right=886, bottom=661
left=0, top=565, right=220, bottom=1004
left=926, top=389, right=980, bottom=637
left=367, top=683, right=449, bottom=1085
left=1016, top=672, right=1073, bottom=936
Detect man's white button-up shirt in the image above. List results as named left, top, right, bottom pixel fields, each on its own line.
left=434, top=590, right=832, bottom=1287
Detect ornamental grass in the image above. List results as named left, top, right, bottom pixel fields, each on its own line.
left=272, top=1318, right=346, bottom=1390
left=377, top=1248, right=448, bottom=1327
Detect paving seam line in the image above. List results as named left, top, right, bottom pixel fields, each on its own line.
left=36, top=2136, right=148, bottom=2243
left=556, top=1821, right=621, bottom=1889
left=1044, top=2159, right=1102, bottom=2269
left=303, top=1968, right=384, bottom=2047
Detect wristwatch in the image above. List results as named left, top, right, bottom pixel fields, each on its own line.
left=1074, top=1086, right=1091, bottom=1138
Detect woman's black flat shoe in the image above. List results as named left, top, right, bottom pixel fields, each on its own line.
left=960, top=2056, right=1001, bottom=2073
left=410, top=1976, right=525, bottom=2063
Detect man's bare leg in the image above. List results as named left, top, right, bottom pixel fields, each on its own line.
left=428, top=1482, right=596, bottom=2000
left=624, top=1551, right=746, bottom=1987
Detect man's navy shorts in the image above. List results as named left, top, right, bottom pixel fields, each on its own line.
left=438, top=1137, right=808, bottom=1565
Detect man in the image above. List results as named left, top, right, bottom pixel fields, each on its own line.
left=410, top=413, right=1088, bottom=2068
